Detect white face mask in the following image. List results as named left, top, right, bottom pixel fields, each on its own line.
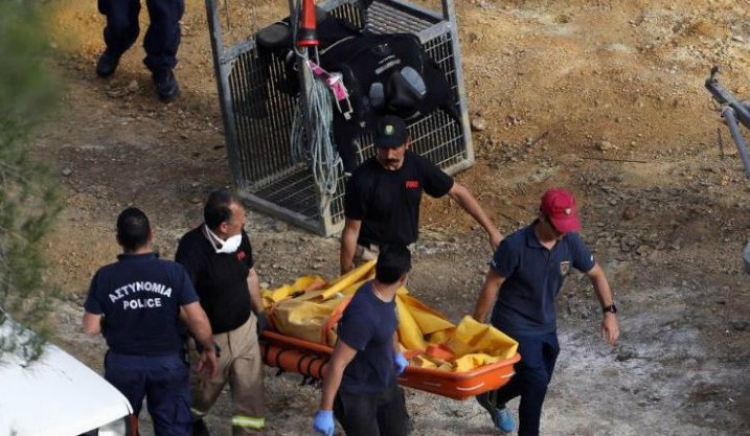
left=217, top=233, right=242, bottom=254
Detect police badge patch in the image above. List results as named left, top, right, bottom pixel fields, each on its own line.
left=560, top=261, right=570, bottom=276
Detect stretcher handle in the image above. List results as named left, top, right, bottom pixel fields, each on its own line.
left=319, top=295, right=353, bottom=345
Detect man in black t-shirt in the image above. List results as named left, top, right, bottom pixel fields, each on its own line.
left=83, top=207, right=217, bottom=436
left=340, top=115, right=503, bottom=274
left=175, top=190, right=266, bottom=436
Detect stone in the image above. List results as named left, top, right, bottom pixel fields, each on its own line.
left=622, top=206, right=637, bottom=220
left=597, top=140, right=616, bottom=151
left=471, top=117, right=488, bottom=131
left=729, top=319, right=750, bottom=331
left=616, top=346, right=637, bottom=361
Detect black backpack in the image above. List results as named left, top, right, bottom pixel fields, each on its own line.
left=256, top=14, right=459, bottom=171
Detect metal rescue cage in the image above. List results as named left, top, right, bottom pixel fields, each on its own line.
left=205, top=0, right=474, bottom=235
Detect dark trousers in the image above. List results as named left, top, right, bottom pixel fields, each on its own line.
left=105, top=351, right=191, bottom=436
left=493, top=331, right=560, bottom=436
left=97, top=0, right=184, bottom=72
left=333, top=382, right=410, bottom=436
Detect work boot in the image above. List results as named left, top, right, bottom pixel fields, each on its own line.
left=153, top=69, right=180, bottom=102
left=95, top=50, right=121, bottom=78
left=191, top=419, right=212, bottom=436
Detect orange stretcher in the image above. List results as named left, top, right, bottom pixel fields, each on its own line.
left=260, top=330, right=520, bottom=400
left=260, top=261, right=521, bottom=400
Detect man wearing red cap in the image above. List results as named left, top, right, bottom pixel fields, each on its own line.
left=340, top=115, right=502, bottom=274
left=472, top=188, right=619, bottom=436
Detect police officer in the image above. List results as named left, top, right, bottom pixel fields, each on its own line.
left=95, top=0, right=183, bottom=101
left=340, top=115, right=503, bottom=274
left=314, top=246, right=412, bottom=436
left=83, top=207, right=218, bottom=436
left=472, top=188, right=620, bottom=436
left=175, top=190, right=266, bottom=436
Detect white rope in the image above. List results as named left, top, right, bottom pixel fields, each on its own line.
left=289, top=0, right=343, bottom=202
left=290, top=71, right=342, bottom=197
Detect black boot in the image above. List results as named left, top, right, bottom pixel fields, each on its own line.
left=153, top=69, right=180, bottom=102
left=191, top=419, right=212, bottom=436
left=95, top=50, right=121, bottom=78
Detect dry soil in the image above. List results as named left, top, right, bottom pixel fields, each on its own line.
left=37, top=0, right=750, bottom=435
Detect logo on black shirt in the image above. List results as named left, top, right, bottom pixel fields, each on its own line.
left=237, top=251, right=246, bottom=261
left=405, top=180, right=419, bottom=189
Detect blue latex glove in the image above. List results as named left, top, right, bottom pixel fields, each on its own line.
left=394, top=352, right=408, bottom=375
left=313, top=410, right=334, bottom=436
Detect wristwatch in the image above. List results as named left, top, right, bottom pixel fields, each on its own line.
left=602, top=304, right=617, bottom=314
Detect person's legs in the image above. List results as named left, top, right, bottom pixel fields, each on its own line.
left=333, top=391, right=379, bottom=436
left=353, top=244, right=379, bottom=268
left=515, top=332, right=560, bottom=436
left=376, top=383, right=410, bottom=436
left=143, top=0, right=184, bottom=100
left=145, top=354, right=192, bottom=436
left=188, top=334, right=232, bottom=424
left=104, top=352, right=147, bottom=416
left=477, top=384, right=517, bottom=433
left=487, top=366, right=524, bottom=408
left=96, top=0, right=141, bottom=76
left=142, top=0, right=184, bottom=71
left=227, top=316, right=266, bottom=436
left=476, top=336, right=526, bottom=433
left=542, top=333, right=560, bottom=384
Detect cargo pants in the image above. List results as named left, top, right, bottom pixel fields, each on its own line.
left=189, top=314, right=266, bottom=435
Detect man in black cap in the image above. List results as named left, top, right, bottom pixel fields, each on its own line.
left=340, top=115, right=503, bottom=274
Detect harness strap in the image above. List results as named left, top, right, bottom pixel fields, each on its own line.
left=307, top=60, right=353, bottom=119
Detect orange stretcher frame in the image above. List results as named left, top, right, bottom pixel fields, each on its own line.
left=260, top=330, right=521, bottom=401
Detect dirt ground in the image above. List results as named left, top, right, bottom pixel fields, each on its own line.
left=35, top=0, right=750, bottom=434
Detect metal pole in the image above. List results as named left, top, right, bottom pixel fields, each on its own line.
left=205, top=0, right=245, bottom=189
left=722, top=106, right=750, bottom=182
left=441, top=0, right=474, bottom=165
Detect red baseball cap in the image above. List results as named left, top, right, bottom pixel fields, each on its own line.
left=540, top=188, right=582, bottom=234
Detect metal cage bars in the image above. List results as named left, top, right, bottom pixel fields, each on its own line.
left=205, top=0, right=473, bottom=235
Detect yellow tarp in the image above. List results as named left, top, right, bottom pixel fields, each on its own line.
left=262, top=261, right=518, bottom=372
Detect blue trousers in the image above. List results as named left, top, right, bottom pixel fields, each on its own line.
left=493, top=331, right=560, bottom=436
left=97, top=0, right=184, bottom=72
left=105, top=352, right=191, bottom=436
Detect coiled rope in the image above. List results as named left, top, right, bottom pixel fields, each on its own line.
left=289, top=1, right=342, bottom=200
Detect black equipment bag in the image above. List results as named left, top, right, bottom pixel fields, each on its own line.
left=255, top=14, right=459, bottom=172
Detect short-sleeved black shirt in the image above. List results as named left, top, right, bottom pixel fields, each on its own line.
left=175, top=226, right=255, bottom=334
left=344, top=150, right=454, bottom=246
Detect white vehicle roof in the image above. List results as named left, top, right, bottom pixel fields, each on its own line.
left=0, top=320, right=133, bottom=436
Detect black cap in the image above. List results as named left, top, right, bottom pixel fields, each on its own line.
left=374, top=115, right=409, bottom=148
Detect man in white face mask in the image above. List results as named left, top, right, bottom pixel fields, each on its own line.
left=175, top=190, right=267, bottom=436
